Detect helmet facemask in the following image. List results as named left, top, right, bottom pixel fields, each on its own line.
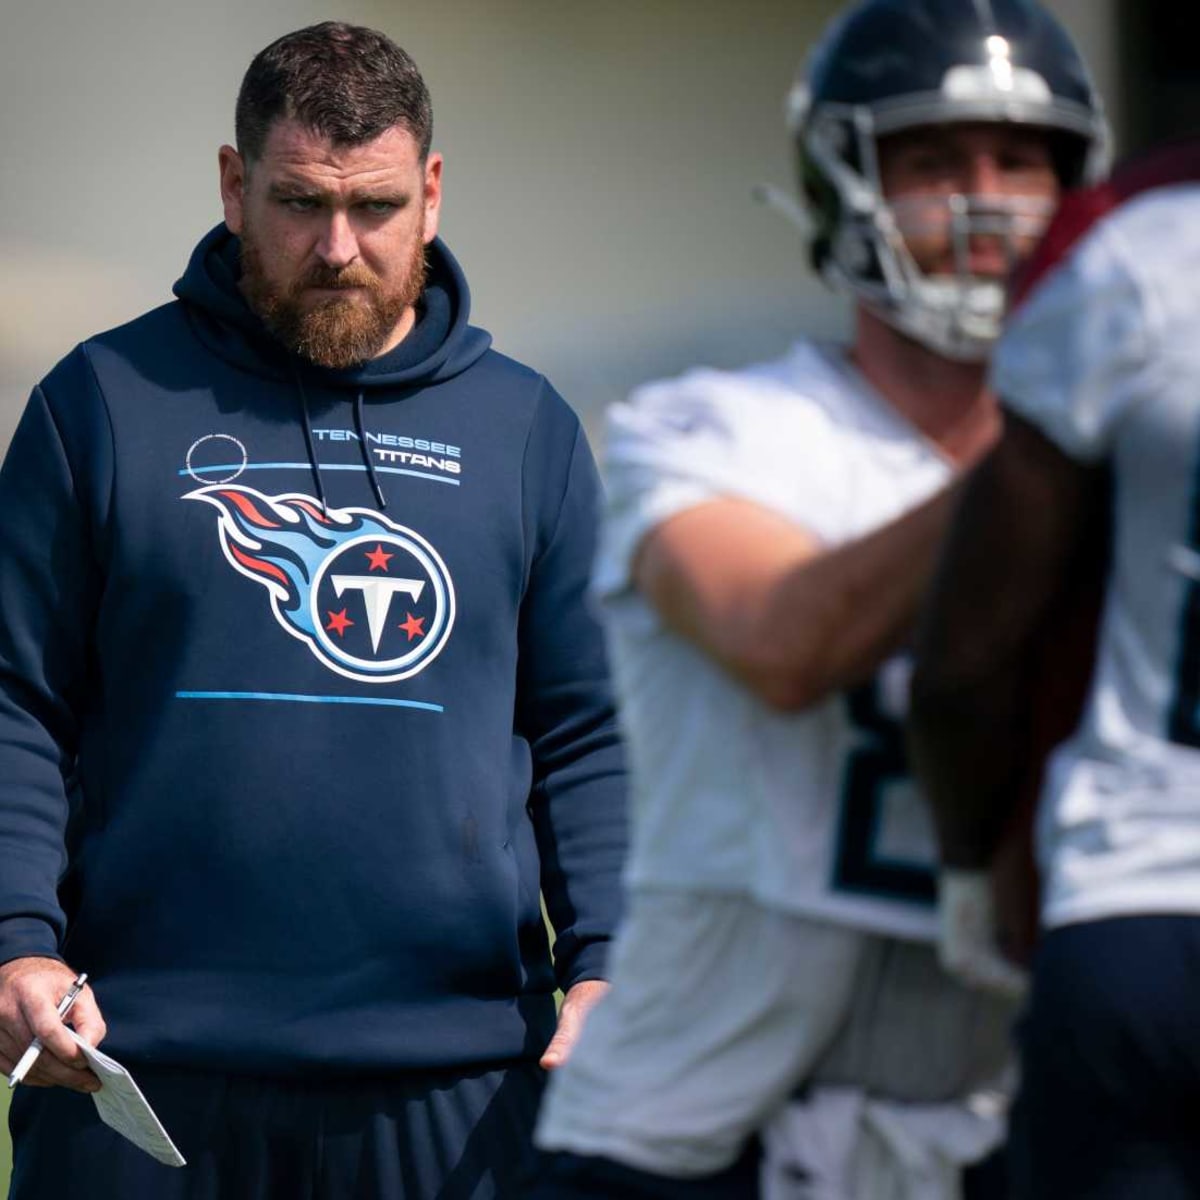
left=807, top=102, right=1060, bottom=361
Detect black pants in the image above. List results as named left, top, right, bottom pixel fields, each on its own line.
left=527, top=1141, right=1005, bottom=1199
left=1009, top=915, right=1200, bottom=1199
left=526, top=1142, right=762, bottom=1200
left=9, top=1060, right=544, bottom=1200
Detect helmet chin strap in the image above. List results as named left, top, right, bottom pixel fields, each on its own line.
left=901, top=277, right=1006, bottom=361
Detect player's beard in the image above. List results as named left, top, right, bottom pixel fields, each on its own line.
left=239, top=228, right=428, bottom=370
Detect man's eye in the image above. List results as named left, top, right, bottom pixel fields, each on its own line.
left=282, top=197, right=319, bottom=212
left=908, top=154, right=954, bottom=174
left=360, top=201, right=397, bottom=216
left=1001, top=155, right=1050, bottom=173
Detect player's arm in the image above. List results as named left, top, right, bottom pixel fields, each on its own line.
left=632, top=480, right=963, bottom=711
left=907, top=412, right=1108, bottom=869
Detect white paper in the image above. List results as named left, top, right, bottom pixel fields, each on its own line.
left=67, top=1029, right=187, bottom=1167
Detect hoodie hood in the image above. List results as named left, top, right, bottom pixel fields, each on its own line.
left=173, top=224, right=492, bottom=390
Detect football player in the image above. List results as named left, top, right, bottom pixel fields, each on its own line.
left=533, top=1, right=1108, bottom=1196
left=910, top=139, right=1200, bottom=1198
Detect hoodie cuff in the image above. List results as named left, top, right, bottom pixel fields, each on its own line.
left=556, top=937, right=612, bottom=992
left=0, top=917, right=63, bottom=970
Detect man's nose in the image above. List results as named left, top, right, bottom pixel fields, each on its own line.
left=316, top=212, right=359, bottom=269
left=964, top=153, right=1005, bottom=198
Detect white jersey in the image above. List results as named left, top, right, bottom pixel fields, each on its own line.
left=993, top=171, right=1200, bottom=930
left=594, top=339, right=952, bottom=940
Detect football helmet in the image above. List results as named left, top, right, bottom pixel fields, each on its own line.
left=792, top=0, right=1110, bottom=360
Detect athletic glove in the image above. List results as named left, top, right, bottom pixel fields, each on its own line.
left=937, top=869, right=1029, bottom=999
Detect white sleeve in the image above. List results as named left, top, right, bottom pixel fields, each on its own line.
left=991, top=219, right=1151, bottom=463
left=592, top=368, right=835, bottom=601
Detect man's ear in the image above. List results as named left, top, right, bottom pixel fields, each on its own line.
left=218, top=145, right=247, bottom=235
left=422, top=152, right=444, bottom=245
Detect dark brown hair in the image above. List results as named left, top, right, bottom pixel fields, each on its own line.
left=235, top=22, right=433, bottom=163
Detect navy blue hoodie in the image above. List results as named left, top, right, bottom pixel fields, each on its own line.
left=0, top=227, right=627, bottom=1074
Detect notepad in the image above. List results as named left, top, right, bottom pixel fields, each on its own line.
left=67, top=1030, right=186, bottom=1167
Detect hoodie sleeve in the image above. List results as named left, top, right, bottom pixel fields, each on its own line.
left=516, top=384, right=628, bottom=992
left=0, top=348, right=110, bottom=966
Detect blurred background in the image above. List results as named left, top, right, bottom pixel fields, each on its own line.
left=0, top=0, right=1143, bottom=456
left=0, top=0, right=1195, bottom=1186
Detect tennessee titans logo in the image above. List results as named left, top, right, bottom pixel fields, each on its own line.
left=188, top=485, right=455, bottom=683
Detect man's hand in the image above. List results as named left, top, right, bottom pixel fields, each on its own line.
left=937, top=870, right=1029, bottom=1000
left=0, top=957, right=105, bottom=1092
left=539, top=980, right=608, bottom=1071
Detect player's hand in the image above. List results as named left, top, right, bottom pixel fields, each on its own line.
left=937, top=870, right=1030, bottom=1000
left=0, top=957, right=104, bottom=1092
left=539, top=980, right=608, bottom=1070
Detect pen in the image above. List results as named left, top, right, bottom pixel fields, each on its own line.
left=7, top=972, right=88, bottom=1089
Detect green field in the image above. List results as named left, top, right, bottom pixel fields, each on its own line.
left=1, top=1085, right=9, bottom=1192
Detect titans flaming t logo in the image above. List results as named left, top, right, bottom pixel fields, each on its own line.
left=188, top=485, right=455, bottom=683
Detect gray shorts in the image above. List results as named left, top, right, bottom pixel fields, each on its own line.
left=536, top=889, right=1015, bottom=1178
left=813, top=930, right=1014, bottom=1101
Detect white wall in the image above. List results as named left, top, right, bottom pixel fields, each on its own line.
left=0, top=0, right=844, bottom=447
left=0, top=0, right=1114, bottom=451
left=1047, top=0, right=1120, bottom=147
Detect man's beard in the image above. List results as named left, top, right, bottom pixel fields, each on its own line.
left=239, top=229, right=428, bottom=370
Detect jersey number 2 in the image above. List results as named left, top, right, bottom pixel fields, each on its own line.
left=832, top=679, right=937, bottom=906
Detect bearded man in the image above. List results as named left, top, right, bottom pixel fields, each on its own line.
left=0, top=22, right=627, bottom=1200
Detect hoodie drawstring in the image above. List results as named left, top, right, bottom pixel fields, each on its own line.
left=292, top=376, right=387, bottom=513
left=293, top=370, right=328, bottom=514
left=354, top=390, right=387, bottom=509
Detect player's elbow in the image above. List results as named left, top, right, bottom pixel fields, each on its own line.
left=732, top=639, right=828, bottom=712
left=755, top=674, right=824, bottom=712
